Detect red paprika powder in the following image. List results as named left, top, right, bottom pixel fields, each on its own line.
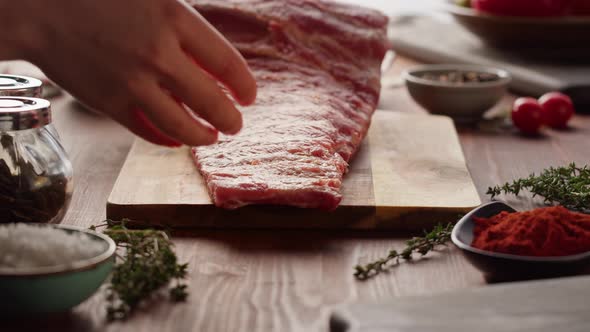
left=472, top=206, right=590, bottom=256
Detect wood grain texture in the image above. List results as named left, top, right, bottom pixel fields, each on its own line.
left=5, top=51, right=590, bottom=332
left=107, top=111, right=480, bottom=230
left=331, top=276, right=590, bottom=332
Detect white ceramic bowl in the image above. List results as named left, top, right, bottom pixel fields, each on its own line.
left=404, top=64, right=511, bottom=123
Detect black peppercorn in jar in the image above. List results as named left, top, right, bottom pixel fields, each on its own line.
left=0, top=75, right=43, bottom=98
left=0, top=97, right=73, bottom=223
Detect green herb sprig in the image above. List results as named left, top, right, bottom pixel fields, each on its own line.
left=91, top=220, right=188, bottom=321
left=354, top=223, right=453, bottom=280
left=487, top=163, right=590, bottom=211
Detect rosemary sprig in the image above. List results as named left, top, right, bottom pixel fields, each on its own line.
left=354, top=223, right=453, bottom=280
left=487, top=163, right=590, bottom=211
left=91, top=220, right=188, bottom=321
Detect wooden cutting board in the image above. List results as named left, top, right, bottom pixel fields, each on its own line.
left=330, top=276, right=590, bottom=332
left=107, top=111, right=481, bottom=230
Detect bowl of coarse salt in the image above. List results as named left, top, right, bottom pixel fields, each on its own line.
left=0, top=223, right=116, bottom=314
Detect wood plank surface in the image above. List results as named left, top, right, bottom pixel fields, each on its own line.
left=4, top=53, right=590, bottom=332
left=107, top=111, right=480, bottom=230
left=331, top=276, right=590, bottom=332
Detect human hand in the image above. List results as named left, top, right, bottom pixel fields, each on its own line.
left=19, top=0, right=257, bottom=146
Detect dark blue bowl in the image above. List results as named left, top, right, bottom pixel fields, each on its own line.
left=451, top=202, right=590, bottom=282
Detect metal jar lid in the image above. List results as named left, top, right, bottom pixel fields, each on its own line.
left=0, top=74, right=43, bottom=98
left=0, top=97, right=51, bottom=131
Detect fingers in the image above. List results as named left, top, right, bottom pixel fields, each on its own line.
left=111, top=108, right=182, bottom=147
left=175, top=2, right=257, bottom=106
left=134, top=82, right=219, bottom=146
left=162, top=53, right=243, bottom=135
left=37, top=53, right=184, bottom=148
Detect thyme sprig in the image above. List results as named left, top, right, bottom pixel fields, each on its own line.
left=487, top=163, right=590, bottom=211
left=91, top=220, right=188, bottom=321
left=354, top=223, right=453, bottom=280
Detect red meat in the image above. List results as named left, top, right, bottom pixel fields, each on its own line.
left=190, top=0, right=389, bottom=210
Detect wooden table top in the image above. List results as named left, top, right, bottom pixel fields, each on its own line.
left=8, top=54, right=590, bottom=332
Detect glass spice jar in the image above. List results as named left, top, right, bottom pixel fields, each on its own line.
left=0, top=97, right=73, bottom=224
left=0, top=74, right=43, bottom=98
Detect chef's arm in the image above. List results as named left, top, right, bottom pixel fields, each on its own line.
left=0, top=0, right=257, bottom=147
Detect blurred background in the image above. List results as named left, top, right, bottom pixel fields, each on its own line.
left=344, top=0, right=590, bottom=110
left=339, top=0, right=441, bottom=14
left=4, top=0, right=589, bottom=109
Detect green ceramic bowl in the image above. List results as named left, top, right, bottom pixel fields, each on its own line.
left=0, top=225, right=116, bottom=315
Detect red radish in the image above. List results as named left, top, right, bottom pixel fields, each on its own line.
left=472, top=0, right=572, bottom=17
left=512, top=97, right=544, bottom=135
left=538, top=92, right=575, bottom=128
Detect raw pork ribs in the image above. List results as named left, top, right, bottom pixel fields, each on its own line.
left=190, top=0, right=389, bottom=210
